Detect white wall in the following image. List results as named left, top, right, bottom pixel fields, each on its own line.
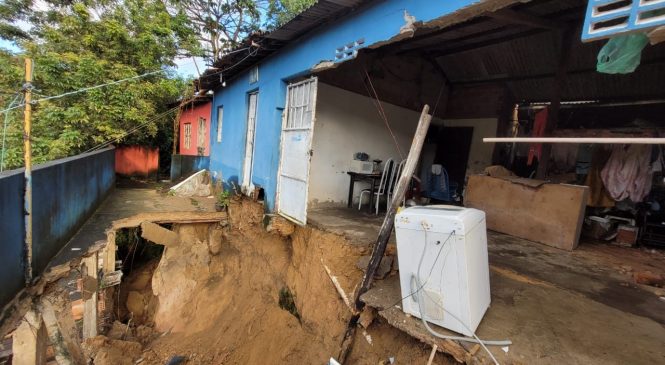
left=309, top=83, right=497, bottom=206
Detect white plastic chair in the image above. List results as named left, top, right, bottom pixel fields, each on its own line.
left=358, top=158, right=394, bottom=214
left=386, top=159, right=406, bottom=210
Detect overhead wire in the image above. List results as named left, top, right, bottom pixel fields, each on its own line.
left=82, top=106, right=180, bottom=154
left=1, top=93, right=22, bottom=172
left=361, top=67, right=405, bottom=159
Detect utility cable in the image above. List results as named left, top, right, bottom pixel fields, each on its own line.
left=362, top=67, right=405, bottom=160
left=1, top=93, right=22, bottom=172
left=82, top=106, right=179, bottom=154
left=412, top=222, right=511, bottom=364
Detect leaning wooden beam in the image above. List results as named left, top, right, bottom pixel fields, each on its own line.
left=81, top=254, right=98, bottom=339
left=484, top=137, right=665, bottom=144
left=354, top=105, right=432, bottom=309
left=41, top=293, right=86, bottom=365
left=12, top=310, right=47, bottom=365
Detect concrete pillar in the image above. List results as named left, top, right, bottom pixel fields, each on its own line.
left=12, top=310, right=47, bottom=365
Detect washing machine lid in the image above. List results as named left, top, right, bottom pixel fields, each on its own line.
left=395, top=205, right=485, bottom=235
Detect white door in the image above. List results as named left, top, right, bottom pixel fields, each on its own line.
left=277, top=77, right=318, bottom=225
left=242, top=92, right=258, bottom=191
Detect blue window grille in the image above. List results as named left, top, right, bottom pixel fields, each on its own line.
left=582, top=0, right=665, bottom=41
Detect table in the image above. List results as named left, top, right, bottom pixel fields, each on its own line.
left=347, top=171, right=382, bottom=213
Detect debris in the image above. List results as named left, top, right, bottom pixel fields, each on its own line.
left=357, top=255, right=393, bottom=279
left=140, top=221, right=180, bottom=247
left=633, top=271, right=665, bottom=287
left=426, top=344, right=438, bottom=365
left=265, top=214, right=296, bottom=237
left=502, top=346, right=510, bottom=353
left=71, top=247, right=81, bottom=251
left=322, top=260, right=356, bottom=314
left=101, top=270, right=123, bottom=288
left=165, top=355, right=187, bottom=365
left=359, top=307, right=376, bottom=329
left=362, top=329, right=373, bottom=345
left=329, top=358, right=342, bottom=365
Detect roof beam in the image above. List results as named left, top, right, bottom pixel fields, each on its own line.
left=485, top=8, right=564, bottom=30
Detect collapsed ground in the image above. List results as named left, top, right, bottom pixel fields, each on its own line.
left=84, top=199, right=455, bottom=365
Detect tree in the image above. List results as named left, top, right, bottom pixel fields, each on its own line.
left=267, top=0, right=315, bottom=27
left=167, top=0, right=266, bottom=64
left=0, top=0, right=197, bottom=171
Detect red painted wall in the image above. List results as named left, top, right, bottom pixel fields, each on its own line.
left=115, top=146, right=159, bottom=177
left=179, top=102, right=212, bottom=156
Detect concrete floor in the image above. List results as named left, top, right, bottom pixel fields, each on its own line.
left=49, top=187, right=216, bottom=268
left=311, top=205, right=665, bottom=364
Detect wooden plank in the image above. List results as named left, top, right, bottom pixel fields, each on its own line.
left=464, top=175, right=588, bottom=251
left=355, top=105, right=432, bottom=308
left=140, top=221, right=180, bottom=246
left=81, top=254, right=98, bottom=339
left=12, top=310, right=47, bottom=365
left=103, top=230, right=116, bottom=274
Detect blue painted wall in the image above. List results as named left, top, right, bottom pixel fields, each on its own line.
left=0, top=147, right=115, bottom=308
left=209, top=0, right=479, bottom=211
left=170, top=154, right=210, bottom=181
left=0, top=169, right=26, bottom=308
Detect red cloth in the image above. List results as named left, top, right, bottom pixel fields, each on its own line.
left=527, top=108, right=548, bottom=166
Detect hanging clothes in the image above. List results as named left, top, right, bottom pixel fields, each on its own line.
left=600, top=144, right=654, bottom=202
left=585, top=145, right=614, bottom=208
left=527, top=108, right=548, bottom=166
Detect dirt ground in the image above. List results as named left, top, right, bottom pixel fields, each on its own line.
left=86, top=199, right=453, bottom=365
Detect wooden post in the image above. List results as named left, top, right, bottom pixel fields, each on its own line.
left=536, top=28, right=574, bottom=179
left=81, top=254, right=98, bottom=339
left=104, top=230, right=117, bottom=274
left=354, top=105, right=432, bottom=308
left=12, top=310, right=47, bottom=365
left=23, top=58, right=33, bottom=284
left=41, top=294, right=86, bottom=365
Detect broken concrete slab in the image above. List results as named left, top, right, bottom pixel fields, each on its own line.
left=356, top=255, right=393, bottom=279
left=140, top=221, right=179, bottom=247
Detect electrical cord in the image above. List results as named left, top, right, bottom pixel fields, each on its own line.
left=379, top=230, right=455, bottom=311
left=413, top=221, right=511, bottom=365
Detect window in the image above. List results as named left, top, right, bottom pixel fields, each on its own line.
left=216, top=106, right=223, bottom=142
left=197, top=117, right=206, bottom=155
left=249, top=66, right=259, bottom=84
left=184, top=123, right=192, bottom=149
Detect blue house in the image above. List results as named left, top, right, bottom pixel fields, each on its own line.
left=199, top=0, right=665, bottom=225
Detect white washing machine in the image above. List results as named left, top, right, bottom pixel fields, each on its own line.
left=394, top=205, right=490, bottom=337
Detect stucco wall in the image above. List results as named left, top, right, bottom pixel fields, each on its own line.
left=115, top=145, right=159, bottom=177
left=208, top=0, right=480, bottom=212
left=0, top=148, right=115, bottom=308
left=180, top=102, right=212, bottom=156
left=309, top=84, right=498, bottom=206
left=309, top=83, right=422, bottom=206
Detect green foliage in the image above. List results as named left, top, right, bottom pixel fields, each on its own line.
left=217, top=190, right=231, bottom=208
left=266, top=0, right=316, bottom=28
left=0, top=0, right=198, bottom=170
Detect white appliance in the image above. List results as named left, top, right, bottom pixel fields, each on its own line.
left=394, top=205, right=491, bottom=337
left=349, top=159, right=373, bottom=174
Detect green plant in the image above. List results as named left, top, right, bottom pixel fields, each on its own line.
left=217, top=190, right=231, bottom=208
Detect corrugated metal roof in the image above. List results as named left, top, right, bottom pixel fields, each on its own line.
left=199, top=0, right=369, bottom=89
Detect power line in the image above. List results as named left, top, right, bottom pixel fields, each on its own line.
left=83, top=106, right=180, bottom=154
left=1, top=93, right=22, bottom=172
left=0, top=58, right=200, bottom=114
